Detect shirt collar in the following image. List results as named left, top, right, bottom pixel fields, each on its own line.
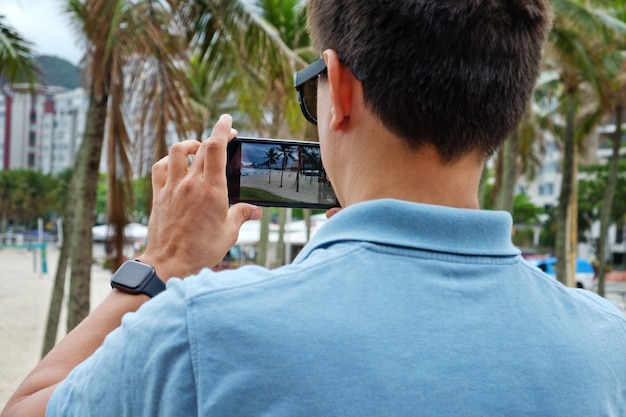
left=295, top=199, right=520, bottom=261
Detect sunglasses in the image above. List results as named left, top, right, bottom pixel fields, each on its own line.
left=294, top=58, right=327, bottom=126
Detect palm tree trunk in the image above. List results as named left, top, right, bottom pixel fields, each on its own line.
left=304, top=209, right=311, bottom=242
left=276, top=208, right=287, bottom=267
left=494, top=133, right=518, bottom=214
left=556, top=92, right=576, bottom=287
left=147, top=0, right=169, bottom=165
left=568, top=146, right=578, bottom=287
left=256, top=209, right=272, bottom=267
left=596, top=103, right=623, bottom=296
left=478, top=164, right=489, bottom=208
left=41, top=215, right=73, bottom=357
left=67, top=90, right=108, bottom=331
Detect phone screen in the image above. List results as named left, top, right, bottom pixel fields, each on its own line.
left=227, top=137, right=339, bottom=209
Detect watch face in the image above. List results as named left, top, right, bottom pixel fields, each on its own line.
left=115, top=261, right=154, bottom=289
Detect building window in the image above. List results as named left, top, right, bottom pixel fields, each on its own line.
left=539, top=183, right=554, bottom=196
left=27, top=153, right=35, bottom=167
left=616, top=226, right=624, bottom=244
left=29, top=132, right=36, bottom=147
left=541, top=161, right=559, bottom=174
left=545, top=140, right=558, bottom=153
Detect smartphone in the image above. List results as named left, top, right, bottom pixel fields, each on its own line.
left=226, top=137, right=339, bottom=209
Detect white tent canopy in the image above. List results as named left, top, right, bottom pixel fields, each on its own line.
left=92, top=223, right=148, bottom=242
left=92, top=214, right=327, bottom=245
left=235, top=213, right=328, bottom=246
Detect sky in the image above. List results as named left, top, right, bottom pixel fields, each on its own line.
left=3, top=0, right=82, bottom=65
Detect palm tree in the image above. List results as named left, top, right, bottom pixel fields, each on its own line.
left=0, top=169, right=19, bottom=233
left=596, top=112, right=624, bottom=296
left=39, top=0, right=313, bottom=344
left=253, top=0, right=311, bottom=138
left=0, top=15, right=39, bottom=84
left=594, top=4, right=626, bottom=296
left=176, top=0, right=308, bottom=137
left=14, top=170, right=57, bottom=229
left=491, top=97, right=548, bottom=216
left=544, top=0, right=626, bottom=286
left=42, top=168, right=73, bottom=357
left=278, top=144, right=296, bottom=187
left=104, top=0, right=199, bottom=271
left=186, top=54, right=238, bottom=141
left=241, top=0, right=310, bottom=268
left=54, top=0, right=195, bottom=333
left=263, top=147, right=280, bottom=184
left=488, top=91, right=556, bottom=253
left=59, top=0, right=127, bottom=331
left=140, top=0, right=309, bottom=269
left=295, top=146, right=304, bottom=192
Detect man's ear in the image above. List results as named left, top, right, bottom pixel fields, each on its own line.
left=323, top=50, right=354, bottom=132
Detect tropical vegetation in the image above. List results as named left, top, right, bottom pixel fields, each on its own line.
left=0, top=169, right=70, bottom=233
left=2, top=0, right=626, bottom=348
left=0, top=14, right=39, bottom=84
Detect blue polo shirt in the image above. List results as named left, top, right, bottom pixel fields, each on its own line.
left=48, top=199, right=626, bottom=416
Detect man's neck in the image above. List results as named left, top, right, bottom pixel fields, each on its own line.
left=336, top=131, right=485, bottom=209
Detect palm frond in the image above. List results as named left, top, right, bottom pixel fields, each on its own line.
left=181, top=0, right=308, bottom=136
left=0, top=15, right=40, bottom=84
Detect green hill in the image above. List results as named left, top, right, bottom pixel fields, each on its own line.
left=36, top=55, right=82, bottom=89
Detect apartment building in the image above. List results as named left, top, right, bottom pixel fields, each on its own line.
left=40, top=88, right=88, bottom=175
left=0, top=85, right=78, bottom=172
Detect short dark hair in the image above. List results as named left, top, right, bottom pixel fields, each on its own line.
left=307, top=0, right=552, bottom=162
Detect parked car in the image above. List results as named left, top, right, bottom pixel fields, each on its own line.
left=527, top=257, right=596, bottom=290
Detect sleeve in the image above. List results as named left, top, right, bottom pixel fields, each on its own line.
left=46, top=279, right=197, bottom=417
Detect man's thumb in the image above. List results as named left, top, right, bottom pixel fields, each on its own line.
left=229, top=203, right=262, bottom=227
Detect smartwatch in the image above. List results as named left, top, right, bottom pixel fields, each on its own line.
left=110, top=260, right=166, bottom=298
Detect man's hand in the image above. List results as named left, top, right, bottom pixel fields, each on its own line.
left=138, top=115, right=261, bottom=280
left=0, top=115, right=262, bottom=417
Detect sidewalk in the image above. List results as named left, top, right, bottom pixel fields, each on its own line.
left=0, top=246, right=111, bottom=409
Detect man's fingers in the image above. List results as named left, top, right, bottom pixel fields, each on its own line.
left=151, top=157, right=168, bottom=195
left=168, top=140, right=201, bottom=183
left=202, top=115, right=234, bottom=181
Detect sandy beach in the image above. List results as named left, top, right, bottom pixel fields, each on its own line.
left=0, top=246, right=111, bottom=409
left=239, top=169, right=337, bottom=206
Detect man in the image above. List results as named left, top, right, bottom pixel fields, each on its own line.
left=4, top=0, right=626, bottom=415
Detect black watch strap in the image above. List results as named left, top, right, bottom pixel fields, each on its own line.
left=141, top=268, right=166, bottom=298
